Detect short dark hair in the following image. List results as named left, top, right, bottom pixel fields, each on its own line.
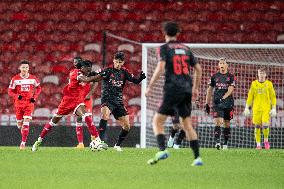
left=81, top=60, right=92, bottom=68
left=20, top=60, right=30, bottom=65
left=163, top=22, right=180, bottom=37
left=258, top=66, right=267, bottom=73
left=114, top=51, right=125, bottom=61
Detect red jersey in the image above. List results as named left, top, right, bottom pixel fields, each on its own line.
left=8, top=73, right=41, bottom=106
left=83, top=83, right=91, bottom=97
left=62, top=69, right=88, bottom=100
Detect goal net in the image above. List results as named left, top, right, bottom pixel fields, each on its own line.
left=141, top=44, right=284, bottom=149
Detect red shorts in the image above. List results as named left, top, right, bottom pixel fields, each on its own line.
left=55, top=96, right=85, bottom=116
left=84, top=98, right=93, bottom=114
left=14, top=103, right=35, bottom=121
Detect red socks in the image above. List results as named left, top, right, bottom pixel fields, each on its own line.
left=84, top=115, right=99, bottom=138
left=40, top=121, right=53, bottom=138
left=76, top=123, right=84, bottom=143
left=21, top=122, right=30, bottom=143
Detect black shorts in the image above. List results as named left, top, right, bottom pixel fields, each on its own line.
left=213, top=106, right=234, bottom=121
left=102, top=100, right=128, bottom=120
left=158, top=92, right=192, bottom=118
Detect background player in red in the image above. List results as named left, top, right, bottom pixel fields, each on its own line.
left=8, top=60, right=42, bottom=150
left=31, top=60, right=106, bottom=151
left=72, top=57, right=98, bottom=149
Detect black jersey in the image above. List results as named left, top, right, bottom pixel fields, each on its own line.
left=99, top=66, right=142, bottom=103
left=209, top=72, right=236, bottom=107
left=159, top=41, right=197, bottom=94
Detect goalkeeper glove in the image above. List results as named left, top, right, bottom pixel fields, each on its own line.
left=243, top=105, right=250, bottom=116
left=204, top=104, right=210, bottom=114
left=30, top=98, right=35, bottom=103
left=139, top=71, right=146, bottom=81
left=270, top=107, right=277, bottom=117
left=18, top=95, right=23, bottom=100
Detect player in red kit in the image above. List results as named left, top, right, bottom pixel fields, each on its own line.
left=32, top=60, right=106, bottom=151
left=72, top=57, right=98, bottom=149
left=8, top=60, right=42, bottom=150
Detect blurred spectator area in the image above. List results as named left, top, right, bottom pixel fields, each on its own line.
left=0, top=1, right=283, bottom=115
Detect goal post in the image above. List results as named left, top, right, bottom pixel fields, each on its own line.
left=141, top=43, right=284, bottom=149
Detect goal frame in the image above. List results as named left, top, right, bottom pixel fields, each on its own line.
left=140, top=43, right=284, bottom=148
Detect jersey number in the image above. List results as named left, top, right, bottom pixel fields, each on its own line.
left=173, top=55, right=189, bottom=75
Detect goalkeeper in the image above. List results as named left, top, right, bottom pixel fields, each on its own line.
left=244, top=67, right=277, bottom=150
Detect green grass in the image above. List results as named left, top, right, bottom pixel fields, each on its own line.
left=0, top=147, right=283, bottom=189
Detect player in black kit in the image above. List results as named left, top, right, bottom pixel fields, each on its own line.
left=205, top=58, right=236, bottom=150
left=145, top=22, right=203, bottom=166
left=92, top=51, right=146, bottom=151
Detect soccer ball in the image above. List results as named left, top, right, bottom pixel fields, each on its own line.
left=89, top=140, right=106, bottom=152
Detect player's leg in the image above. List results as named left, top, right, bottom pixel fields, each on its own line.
left=147, top=93, right=176, bottom=165
left=112, top=104, right=130, bottom=151
left=113, top=115, right=130, bottom=151
left=178, top=94, right=202, bottom=166
left=222, top=108, right=233, bottom=150
left=75, top=98, right=93, bottom=148
left=213, top=106, right=224, bottom=150
left=75, top=105, right=107, bottom=150
left=75, top=116, right=84, bottom=149
left=168, top=113, right=180, bottom=148
left=180, top=117, right=202, bottom=166
left=99, top=105, right=111, bottom=141
left=223, top=120, right=230, bottom=150
left=32, top=115, right=61, bottom=151
left=174, top=129, right=186, bottom=149
left=20, top=104, right=34, bottom=149
left=15, top=106, right=24, bottom=129
left=147, top=113, right=169, bottom=165
left=253, top=111, right=262, bottom=149
left=20, top=117, right=31, bottom=149
left=15, top=107, right=24, bottom=149
left=262, top=111, right=271, bottom=149
left=32, top=97, right=72, bottom=151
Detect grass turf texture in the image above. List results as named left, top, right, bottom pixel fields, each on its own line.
left=0, top=147, right=283, bottom=189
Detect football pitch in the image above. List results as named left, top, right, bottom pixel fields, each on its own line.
left=0, top=147, right=283, bottom=189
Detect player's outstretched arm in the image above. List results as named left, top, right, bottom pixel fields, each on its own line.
left=125, top=71, right=146, bottom=84
left=78, top=75, right=103, bottom=83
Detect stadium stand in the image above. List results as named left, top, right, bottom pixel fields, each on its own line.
left=0, top=1, right=283, bottom=116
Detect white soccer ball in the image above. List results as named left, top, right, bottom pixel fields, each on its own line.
left=89, top=140, right=104, bottom=152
